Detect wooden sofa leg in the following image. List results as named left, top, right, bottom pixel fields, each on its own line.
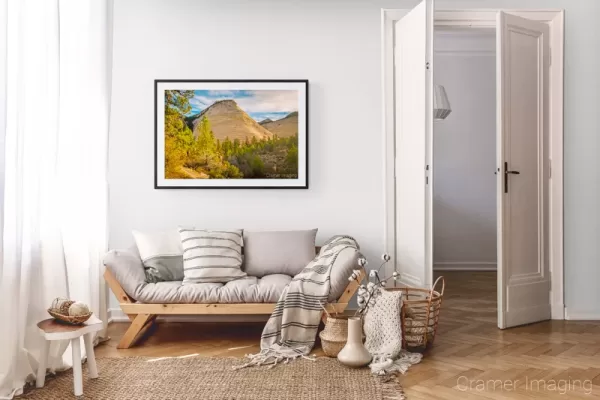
left=117, top=314, right=156, bottom=349
left=320, top=268, right=365, bottom=325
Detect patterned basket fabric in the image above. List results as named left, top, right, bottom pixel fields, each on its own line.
left=363, top=287, right=423, bottom=375
left=364, top=287, right=403, bottom=358
left=403, top=318, right=435, bottom=345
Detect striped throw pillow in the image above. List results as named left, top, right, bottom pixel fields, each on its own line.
left=179, top=228, right=246, bottom=284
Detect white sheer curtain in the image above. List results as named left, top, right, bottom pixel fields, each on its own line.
left=0, top=0, right=112, bottom=398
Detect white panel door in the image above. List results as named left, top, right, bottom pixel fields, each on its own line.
left=394, top=0, right=434, bottom=289
left=497, top=12, right=551, bottom=328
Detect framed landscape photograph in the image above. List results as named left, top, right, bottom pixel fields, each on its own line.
left=155, top=80, right=308, bottom=188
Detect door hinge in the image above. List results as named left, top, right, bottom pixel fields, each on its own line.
left=425, top=164, right=430, bottom=185
left=426, top=61, right=430, bottom=70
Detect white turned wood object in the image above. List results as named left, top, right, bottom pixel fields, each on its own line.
left=37, top=316, right=103, bottom=396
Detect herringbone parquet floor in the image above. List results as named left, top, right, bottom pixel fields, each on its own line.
left=405, top=271, right=600, bottom=399
left=99, top=271, right=600, bottom=399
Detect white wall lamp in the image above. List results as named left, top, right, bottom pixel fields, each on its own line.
left=434, top=85, right=451, bottom=120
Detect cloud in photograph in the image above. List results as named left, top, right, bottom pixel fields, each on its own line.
left=188, top=90, right=298, bottom=120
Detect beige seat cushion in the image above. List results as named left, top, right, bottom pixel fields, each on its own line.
left=133, top=274, right=291, bottom=304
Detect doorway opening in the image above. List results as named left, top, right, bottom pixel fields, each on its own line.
left=382, top=6, right=564, bottom=329
left=433, top=26, right=497, bottom=324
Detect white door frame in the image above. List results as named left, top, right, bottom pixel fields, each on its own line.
left=382, top=9, right=565, bottom=319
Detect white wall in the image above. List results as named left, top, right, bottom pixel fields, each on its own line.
left=108, top=0, right=400, bottom=310
left=433, top=30, right=497, bottom=270
left=110, top=0, right=600, bottom=318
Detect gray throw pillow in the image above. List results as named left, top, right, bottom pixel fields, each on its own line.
left=132, top=230, right=184, bottom=283
left=243, top=229, right=318, bottom=277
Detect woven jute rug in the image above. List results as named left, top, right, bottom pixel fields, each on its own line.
left=20, top=357, right=406, bottom=400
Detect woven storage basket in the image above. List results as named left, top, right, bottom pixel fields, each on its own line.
left=319, top=316, right=349, bottom=357
left=386, top=276, right=445, bottom=352
left=47, top=309, right=92, bottom=325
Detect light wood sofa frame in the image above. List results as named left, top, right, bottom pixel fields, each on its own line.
left=104, top=268, right=366, bottom=349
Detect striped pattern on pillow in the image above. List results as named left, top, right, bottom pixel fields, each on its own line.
left=179, top=228, right=246, bottom=284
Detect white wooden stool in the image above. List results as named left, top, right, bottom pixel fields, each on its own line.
left=36, top=316, right=103, bottom=396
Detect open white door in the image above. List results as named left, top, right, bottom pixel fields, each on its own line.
left=393, top=0, right=434, bottom=289
left=497, top=12, right=551, bottom=328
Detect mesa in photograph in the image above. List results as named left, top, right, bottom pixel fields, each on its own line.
left=155, top=80, right=308, bottom=188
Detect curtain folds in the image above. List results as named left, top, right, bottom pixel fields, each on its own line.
left=0, top=0, right=112, bottom=398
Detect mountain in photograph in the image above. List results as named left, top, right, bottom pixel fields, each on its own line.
left=259, top=118, right=273, bottom=125
left=260, top=111, right=299, bottom=138
left=188, top=99, right=272, bottom=141
left=164, top=90, right=299, bottom=181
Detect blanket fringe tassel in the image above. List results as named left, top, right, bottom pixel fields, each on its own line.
left=369, top=350, right=423, bottom=376
left=233, top=346, right=316, bottom=370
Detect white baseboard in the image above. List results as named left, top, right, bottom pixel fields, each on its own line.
left=108, top=308, right=121, bottom=323
left=551, top=303, right=565, bottom=320
left=434, top=261, right=497, bottom=271
left=565, top=308, right=600, bottom=321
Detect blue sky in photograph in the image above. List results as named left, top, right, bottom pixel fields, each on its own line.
left=187, top=89, right=298, bottom=122
left=247, top=111, right=290, bottom=122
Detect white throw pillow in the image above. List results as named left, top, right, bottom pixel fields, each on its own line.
left=132, top=229, right=184, bottom=282
left=179, top=228, right=246, bottom=284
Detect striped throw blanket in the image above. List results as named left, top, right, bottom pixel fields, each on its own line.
left=237, top=235, right=360, bottom=369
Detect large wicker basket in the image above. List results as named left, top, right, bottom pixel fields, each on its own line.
left=386, top=276, right=445, bottom=352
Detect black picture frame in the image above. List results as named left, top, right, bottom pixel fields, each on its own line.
left=154, top=79, right=309, bottom=189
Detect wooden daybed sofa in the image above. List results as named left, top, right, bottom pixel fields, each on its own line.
left=103, top=246, right=364, bottom=349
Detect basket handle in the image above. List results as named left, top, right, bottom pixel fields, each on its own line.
left=431, top=276, right=445, bottom=296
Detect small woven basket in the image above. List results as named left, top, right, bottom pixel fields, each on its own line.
left=47, top=308, right=92, bottom=325
left=386, top=276, right=445, bottom=352
left=319, top=315, right=349, bottom=357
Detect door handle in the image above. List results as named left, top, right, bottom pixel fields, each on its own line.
left=504, top=162, right=520, bottom=193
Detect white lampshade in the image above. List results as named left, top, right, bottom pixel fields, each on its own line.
left=434, top=85, right=452, bottom=120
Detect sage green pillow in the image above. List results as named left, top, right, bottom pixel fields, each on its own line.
left=132, top=230, right=184, bottom=283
